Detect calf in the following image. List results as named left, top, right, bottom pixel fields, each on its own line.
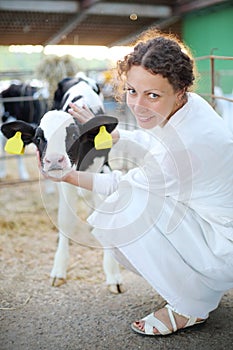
left=1, top=76, right=124, bottom=293
left=0, top=81, right=48, bottom=180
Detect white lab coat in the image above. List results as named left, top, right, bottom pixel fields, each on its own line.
left=88, top=92, right=233, bottom=319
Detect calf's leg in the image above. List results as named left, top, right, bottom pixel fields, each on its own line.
left=0, top=133, right=6, bottom=178
left=17, top=155, right=29, bottom=180
left=103, top=249, right=125, bottom=294
left=51, top=182, right=77, bottom=286
left=51, top=182, right=125, bottom=293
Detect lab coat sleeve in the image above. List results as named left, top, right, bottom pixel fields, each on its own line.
left=116, top=128, right=154, bottom=158
left=92, top=129, right=154, bottom=196
left=92, top=170, right=123, bottom=196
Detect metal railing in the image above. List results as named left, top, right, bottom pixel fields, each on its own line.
left=195, top=54, right=233, bottom=107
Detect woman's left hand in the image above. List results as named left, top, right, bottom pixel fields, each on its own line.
left=68, top=103, right=95, bottom=124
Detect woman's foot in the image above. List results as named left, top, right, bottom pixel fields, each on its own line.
left=132, top=304, right=207, bottom=336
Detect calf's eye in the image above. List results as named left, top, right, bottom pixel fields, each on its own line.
left=73, top=133, right=78, bottom=140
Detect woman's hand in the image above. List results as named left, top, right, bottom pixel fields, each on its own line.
left=36, top=149, right=74, bottom=183
left=68, top=102, right=120, bottom=144
left=68, top=103, right=95, bottom=124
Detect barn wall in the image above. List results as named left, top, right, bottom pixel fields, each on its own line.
left=182, top=3, right=233, bottom=95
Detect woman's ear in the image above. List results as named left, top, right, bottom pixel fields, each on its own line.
left=176, top=88, right=187, bottom=106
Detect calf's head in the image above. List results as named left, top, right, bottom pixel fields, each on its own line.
left=1, top=110, right=118, bottom=178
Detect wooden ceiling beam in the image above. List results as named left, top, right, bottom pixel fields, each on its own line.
left=0, top=0, right=80, bottom=13
left=86, top=3, right=171, bottom=18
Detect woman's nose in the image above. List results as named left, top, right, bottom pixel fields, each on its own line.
left=130, top=100, right=148, bottom=114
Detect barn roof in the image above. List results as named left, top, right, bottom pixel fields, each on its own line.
left=0, top=0, right=230, bottom=47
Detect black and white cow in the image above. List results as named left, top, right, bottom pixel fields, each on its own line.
left=1, top=75, right=125, bottom=293
left=0, top=81, right=48, bottom=179
left=1, top=81, right=47, bottom=124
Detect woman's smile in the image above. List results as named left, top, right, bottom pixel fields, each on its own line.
left=136, top=115, right=155, bottom=123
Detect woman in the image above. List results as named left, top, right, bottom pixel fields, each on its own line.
left=42, top=29, right=233, bottom=336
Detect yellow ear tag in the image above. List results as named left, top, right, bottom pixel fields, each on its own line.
left=94, top=126, right=112, bottom=150
left=4, top=131, right=25, bottom=155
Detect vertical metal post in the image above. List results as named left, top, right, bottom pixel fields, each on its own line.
left=210, top=55, right=215, bottom=107
left=210, top=48, right=218, bottom=108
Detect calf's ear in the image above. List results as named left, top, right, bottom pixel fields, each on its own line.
left=1, top=120, right=36, bottom=146
left=80, top=115, right=118, bottom=140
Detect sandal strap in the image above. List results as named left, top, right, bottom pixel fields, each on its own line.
left=142, top=305, right=181, bottom=335
left=142, top=313, right=172, bottom=335
left=165, top=304, right=178, bottom=332
left=184, top=316, right=199, bottom=328
left=166, top=304, right=198, bottom=329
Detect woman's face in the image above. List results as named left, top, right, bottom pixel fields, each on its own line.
left=126, top=65, right=183, bottom=129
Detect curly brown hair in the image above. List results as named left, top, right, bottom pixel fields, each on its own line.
left=116, top=28, right=196, bottom=100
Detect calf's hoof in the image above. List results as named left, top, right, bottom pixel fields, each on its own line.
left=108, top=283, right=126, bottom=294
left=51, top=277, right=67, bottom=287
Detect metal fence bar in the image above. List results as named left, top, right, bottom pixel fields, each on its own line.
left=200, top=93, right=233, bottom=103
left=0, top=96, right=48, bottom=103
left=195, top=54, right=233, bottom=107
left=196, top=55, right=233, bottom=61
left=0, top=178, right=42, bottom=187
left=0, top=153, right=35, bottom=160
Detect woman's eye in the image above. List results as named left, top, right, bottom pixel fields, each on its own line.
left=126, top=88, right=136, bottom=95
left=148, top=93, right=159, bottom=99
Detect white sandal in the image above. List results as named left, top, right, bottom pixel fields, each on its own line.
left=131, top=304, right=208, bottom=336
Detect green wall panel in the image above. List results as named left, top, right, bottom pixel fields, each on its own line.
left=183, top=5, right=233, bottom=94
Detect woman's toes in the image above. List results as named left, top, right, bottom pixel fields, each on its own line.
left=153, top=327, right=160, bottom=334
left=134, top=320, right=160, bottom=334
left=134, top=321, right=145, bottom=331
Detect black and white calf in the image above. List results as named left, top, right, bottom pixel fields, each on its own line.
left=1, top=75, right=124, bottom=293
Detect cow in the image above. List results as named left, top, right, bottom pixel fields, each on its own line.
left=0, top=81, right=48, bottom=180
left=1, top=75, right=125, bottom=294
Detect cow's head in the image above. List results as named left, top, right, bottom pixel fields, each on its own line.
left=52, top=75, right=104, bottom=115
left=1, top=110, right=118, bottom=178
